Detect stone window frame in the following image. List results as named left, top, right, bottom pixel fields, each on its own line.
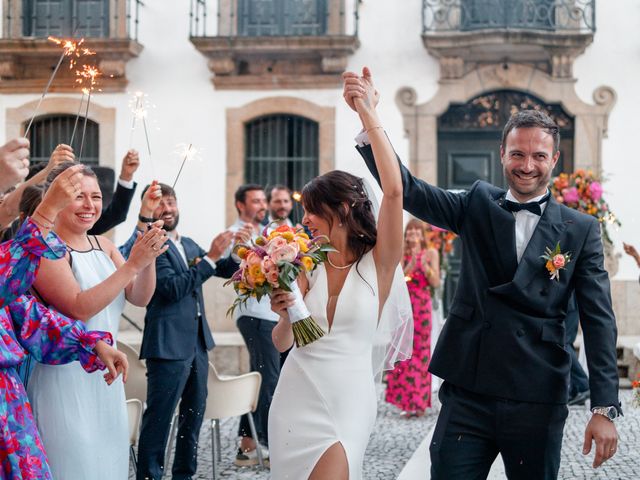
left=225, top=96, right=335, bottom=225
left=6, top=97, right=117, bottom=170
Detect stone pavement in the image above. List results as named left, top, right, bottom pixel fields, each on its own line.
left=130, top=389, right=639, bottom=479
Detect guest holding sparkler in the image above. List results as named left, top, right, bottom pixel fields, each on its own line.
left=1, top=143, right=72, bottom=238
left=137, top=183, right=239, bottom=480
left=27, top=162, right=168, bottom=480
left=0, top=162, right=129, bottom=480
left=89, top=149, right=141, bottom=235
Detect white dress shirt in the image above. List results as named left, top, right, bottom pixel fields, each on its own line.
left=505, top=190, right=549, bottom=263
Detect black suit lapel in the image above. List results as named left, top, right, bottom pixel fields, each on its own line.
left=512, top=199, right=568, bottom=291
left=489, top=193, right=518, bottom=280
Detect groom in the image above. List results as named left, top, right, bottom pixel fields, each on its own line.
left=343, top=69, right=620, bottom=479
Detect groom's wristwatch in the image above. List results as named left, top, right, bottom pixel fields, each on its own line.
left=591, top=406, right=618, bottom=422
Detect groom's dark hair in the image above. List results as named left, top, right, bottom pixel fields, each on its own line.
left=501, top=110, right=560, bottom=153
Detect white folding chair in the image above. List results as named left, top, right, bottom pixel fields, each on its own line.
left=117, top=341, right=148, bottom=403
left=127, top=399, right=143, bottom=474
left=205, top=363, right=263, bottom=479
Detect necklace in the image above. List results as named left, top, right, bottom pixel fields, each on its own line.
left=327, top=254, right=354, bottom=270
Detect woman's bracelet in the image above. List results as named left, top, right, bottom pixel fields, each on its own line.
left=32, top=211, right=54, bottom=229
left=31, top=216, right=52, bottom=231
left=365, top=126, right=383, bottom=134
left=34, top=209, right=56, bottom=225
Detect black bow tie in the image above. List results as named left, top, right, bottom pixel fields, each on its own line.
left=503, top=193, right=550, bottom=216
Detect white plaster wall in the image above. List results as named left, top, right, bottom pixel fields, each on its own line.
left=574, top=0, right=640, bottom=281
left=1, top=0, right=638, bottom=284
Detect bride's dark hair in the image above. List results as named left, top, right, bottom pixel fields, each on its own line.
left=301, top=170, right=377, bottom=267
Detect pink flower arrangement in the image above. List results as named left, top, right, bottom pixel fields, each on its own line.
left=550, top=170, right=620, bottom=245
left=226, top=224, right=335, bottom=347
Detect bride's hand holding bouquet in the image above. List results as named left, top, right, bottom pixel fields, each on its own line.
left=226, top=224, right=334, bottom=347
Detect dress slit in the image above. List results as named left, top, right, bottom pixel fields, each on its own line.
left=309, top=441, right=350, bottom=480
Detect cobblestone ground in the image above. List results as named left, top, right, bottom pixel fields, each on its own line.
left=130, top=389, right=639, bottom=479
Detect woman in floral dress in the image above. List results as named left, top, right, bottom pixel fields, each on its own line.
left=385, top=219, right=440, bottom=416
left=0, top=164, right=127, bottom=479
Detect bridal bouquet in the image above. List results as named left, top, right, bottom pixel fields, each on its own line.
left=550, top=170, right=621, bottom=244
left=226, top=224, right=334, bottom=347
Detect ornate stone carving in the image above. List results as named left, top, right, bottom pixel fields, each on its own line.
left=396, top=87, right=418, bottom=108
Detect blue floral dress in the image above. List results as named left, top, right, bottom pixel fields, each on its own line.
left=0, top=218, right=113, bottom=479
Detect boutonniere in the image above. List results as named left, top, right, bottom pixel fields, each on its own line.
left=188, top=257, right=202, bottom=268
left=540, top=243, right=571, bottom=281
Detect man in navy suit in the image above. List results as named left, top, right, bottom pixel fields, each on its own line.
left=344, top=69, right=620, bottom=479
left=136, top=183, right=239, bottom=480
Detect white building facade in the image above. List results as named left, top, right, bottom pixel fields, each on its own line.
left=1, top=1, right=638, bottom=347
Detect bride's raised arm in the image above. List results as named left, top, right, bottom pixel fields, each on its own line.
left=346, top=67, right=403, bottom=298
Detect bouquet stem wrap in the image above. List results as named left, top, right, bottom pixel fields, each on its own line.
left=288, top=282, right=325, bottom=347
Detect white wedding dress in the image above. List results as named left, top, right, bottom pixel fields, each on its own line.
left=269, top=251, right=381, bottom=480
left=28, top=245, right=129, bottom=480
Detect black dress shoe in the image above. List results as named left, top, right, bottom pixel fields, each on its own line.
left=568, top=390, right=590, bottom=406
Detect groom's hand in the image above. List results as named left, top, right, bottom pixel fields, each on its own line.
left=582, top=414, right=618, bottom=468
left=342, top=67, right=379, bottom=113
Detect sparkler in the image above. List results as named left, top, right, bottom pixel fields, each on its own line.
left=128, top=92, right=154, bottom=170
left=74, top=65, right=101, bottom=161
left=24, top=36, right=95, bottom=137
left=171, top=143, right=201, bottom=190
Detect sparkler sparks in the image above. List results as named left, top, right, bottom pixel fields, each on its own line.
left=47, top=36, right=96, bottom=70
left=24, top=36, right=95, bottom=137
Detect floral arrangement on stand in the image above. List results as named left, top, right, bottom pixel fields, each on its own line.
left=632, top=374, right=640, bottom=408
left=225, top=224, right=334, bottom=347
left=550, top=169, right=621, bottom=245
left=424, top=224, right=457, bottom=310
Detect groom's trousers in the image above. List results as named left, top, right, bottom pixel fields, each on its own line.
left=430, top=382, right=568, bottom=480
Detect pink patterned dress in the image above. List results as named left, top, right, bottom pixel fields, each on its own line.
left=385, top=251, right=433, bottom=412
left=0, top=218, right=113, bottom=479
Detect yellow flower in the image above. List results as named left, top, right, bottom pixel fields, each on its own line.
left=296, top=232, right=309, bottom=240
left=247, top=264, right=266, bottom=285
left=297, top=238, right=309, bottom=253
left=545, top=260, right=555, bottom=273
left=255, top=236, right=266, bottom=246
left=281, top=231, right=294, bottom=241
left=301, top=256, right=314, bottom=271
left=237, top=247, right=248, bottom=259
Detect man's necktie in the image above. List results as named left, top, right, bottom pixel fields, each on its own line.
left=503, top=193, right=550, bottom=216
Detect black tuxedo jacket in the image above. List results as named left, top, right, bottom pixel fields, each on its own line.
left=358, top=144, right=619, bottom=408
left=89, top=182, right=137, bottom=235
left=140, top=236, right=238, bottom=360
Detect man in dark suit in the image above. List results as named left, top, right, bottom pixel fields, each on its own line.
left=344, top=70, right=620, bottom=479
left=136, top=183, right=238, bottom=480
left=89, top=149, right=140, bottom=235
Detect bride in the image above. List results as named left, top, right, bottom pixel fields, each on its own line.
left=268, top=67, right=411, bottom=480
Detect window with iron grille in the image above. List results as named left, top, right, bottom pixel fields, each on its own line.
left=26, top=114, right=99, bottom=166
left=22, top=0, right=110, bottom=37
left=460, top=0, right=555, bottom=31
left=245, top=114, right=319, bottom=223
left=237, top=0, right=327, bottom=36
